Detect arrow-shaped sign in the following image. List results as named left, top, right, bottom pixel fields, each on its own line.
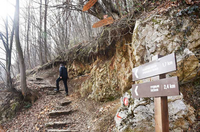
left=132, top=76, right=179, bottom=98
left=82, top=0, right=98, bottom=12
left=132, top=53, right=176, bottom=81
left=92, top=16, right=114, bottom=28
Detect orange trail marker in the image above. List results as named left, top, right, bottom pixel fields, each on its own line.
left=82, top=0, right=98, bottom=11
left=92, top=16, right=114, bottom=28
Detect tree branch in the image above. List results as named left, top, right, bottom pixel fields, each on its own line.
left=0, top=47, right=6, bottom=52
left=0, top=32, right=8, bottom=51
left=0, top=58, right=6, bottom=61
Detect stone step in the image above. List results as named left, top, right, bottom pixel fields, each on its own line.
left=47, top=129, right=78, bottom=132
left=28, top=77, right=36, bottom=81
left=55, top=105, right=71, bottom=110
left=40, top=85, right=57, bottom=91
left=47, top=92, right=57, bottom=95
left=47, top=91, right=64, bottom=95
left=36, top=77, right=44, bottom=80
left=34, top=82, right=47, bottom=85
left=45, top=121, right=72, bottom=127
left=60, top=101, right=72, bottom=106
left=48, top=110, right=75, bottom=116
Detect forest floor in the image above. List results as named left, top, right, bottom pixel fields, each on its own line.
left=1, top=68, right=121, bottom=132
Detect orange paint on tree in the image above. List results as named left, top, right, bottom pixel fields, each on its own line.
left=82, top=0, right=98, bottom=11
left=92, top=17, right=114, bottom=28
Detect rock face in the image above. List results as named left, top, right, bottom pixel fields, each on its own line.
left=61, top=6, right=200, bottom=131
left=67, top=34, right=133, bottom=101
left=115, top=91, right=196, bottom=132
left=113, top=7, right=200, bottom=132
left=131, top=9, right=200, bottom=83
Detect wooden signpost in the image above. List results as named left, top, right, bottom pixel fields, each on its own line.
left=132, top=76, right=179, bottom=98
left=92, top=16, right=114, bottom=28
left=132, top=53, right=179, bottom=132
left=82, top=0, right=98, bottom=11
left=132, top=53, right=177, bottom=81
left=82, top=1, right=114, bottom=28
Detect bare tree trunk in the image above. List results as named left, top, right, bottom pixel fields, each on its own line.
left=65, top=21, right=69, bottom=50
left=7, top=20, right=14, bottom=90
left=15, top=0, right=28, bottom=97
left=0, top=16, right=14, bottom=90
left=26, top=0, right=32, bottom=69
left=5, top=16, right=12, bottom=90
left=26, top=1, right=32, bottom=69
left=39, top=0, right=44, bottom=65
left=44, top=0, right=48, bottom=63
left=65, top=10, right=69, bottom=50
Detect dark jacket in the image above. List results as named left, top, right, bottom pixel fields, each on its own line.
left=59, top=66, right=68, bottom=80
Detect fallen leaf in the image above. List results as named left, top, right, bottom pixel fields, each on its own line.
left=185, top=0, right=193, bottom=4
left=35, top=126, right=39, bottom=131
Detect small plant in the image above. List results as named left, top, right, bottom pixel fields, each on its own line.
left=23, top=101, right=32, bottom=109
left=107, top=96, right=115, bottom=101
left=11, top=102, right=19, bottom=111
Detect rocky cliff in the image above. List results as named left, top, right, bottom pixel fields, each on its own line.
left=114, top=6, right=200, bottom=132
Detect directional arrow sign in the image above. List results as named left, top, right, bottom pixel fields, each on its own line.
left=82, top=0, right=98, bottom=11
left=132, top=76, right=179, bottom=98
left=132, top=53, right=176, bottom=81
left=92, top=16, right=114, bottom=28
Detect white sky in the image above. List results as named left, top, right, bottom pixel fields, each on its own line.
left=0, top=0, right=15, bottom=19
left=0, top=0, right=15, bottom=62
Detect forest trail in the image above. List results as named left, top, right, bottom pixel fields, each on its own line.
left=2, top=74, right=120, bottom=132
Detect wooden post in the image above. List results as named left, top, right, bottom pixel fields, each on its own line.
left=154, top=96, right=169, bottom=131
left=152, top=55, right=169, bottom=132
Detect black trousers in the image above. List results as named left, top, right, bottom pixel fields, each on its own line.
left=56, top=77, right=68, bottom=94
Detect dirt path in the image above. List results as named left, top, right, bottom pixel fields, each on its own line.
left=2, top=76, right=120, bottom=132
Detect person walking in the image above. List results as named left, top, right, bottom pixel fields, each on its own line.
left=55, top=63, right=69, bottom=96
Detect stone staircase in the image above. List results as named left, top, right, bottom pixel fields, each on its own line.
left=46, top=100, right=78, bottom=132
left=28, top=76, right=59, bottom=94
left=27, top=76, right=79, bottom=131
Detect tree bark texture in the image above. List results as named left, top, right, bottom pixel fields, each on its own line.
left=14, top=0, right=28, bottom=97
left=39, top=0, right=44, bottom=65
left=44, top=0, right=48, bottom=63
left=26, top=0, right=32, bottom=69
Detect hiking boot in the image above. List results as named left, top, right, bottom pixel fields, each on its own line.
left=54, top=89, right=59, bottom=92
left=66, top=93, right=69, bottom=96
